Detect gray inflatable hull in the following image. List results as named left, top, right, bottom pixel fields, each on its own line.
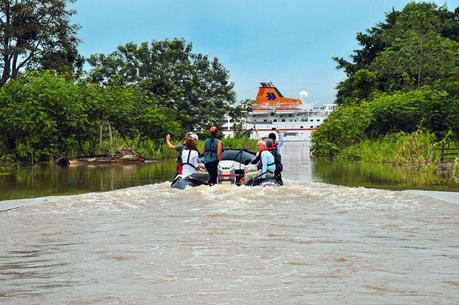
left=221, top=149, right=255, bottom=165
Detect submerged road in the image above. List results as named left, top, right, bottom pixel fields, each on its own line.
left=0, top=142, right=458, bottom=304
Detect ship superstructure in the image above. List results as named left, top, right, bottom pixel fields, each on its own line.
left=223, top=82, right=336, bottom=141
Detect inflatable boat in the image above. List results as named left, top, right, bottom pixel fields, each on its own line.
left=170, top=149, right=283, bottom=189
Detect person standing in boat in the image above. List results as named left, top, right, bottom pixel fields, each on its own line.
left=252, top=125, right=284, bottom=153
left=268, top=128, right=284, bottom=155
left=203, top=126, right=223, bottom=185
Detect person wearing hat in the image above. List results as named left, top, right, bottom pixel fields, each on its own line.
left=166, top=132, right=199, bottom=175
left=203, top=126, right=222, bottom=185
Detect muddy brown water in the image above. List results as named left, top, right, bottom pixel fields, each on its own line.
left=0, top=143, right=458, bottom=304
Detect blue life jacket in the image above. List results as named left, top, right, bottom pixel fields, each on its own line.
left=204, top=137, right=221, bottom=163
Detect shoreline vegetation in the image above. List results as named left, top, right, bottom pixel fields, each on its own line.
left=0, top=0, right=457, bottom=187
left=310, top=2, right=459, bottom=182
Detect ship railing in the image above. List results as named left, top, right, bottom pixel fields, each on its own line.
left=253, top=104, right=301, bottom=110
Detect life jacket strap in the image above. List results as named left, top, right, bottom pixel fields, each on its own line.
left=182, top=149, right=199, bottom=170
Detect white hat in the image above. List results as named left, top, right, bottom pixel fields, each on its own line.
left=186, top=131, right=199, bottom=141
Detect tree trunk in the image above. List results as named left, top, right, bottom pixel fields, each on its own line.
left=0, top=57, right=11, bottom=86
left=417, top=37, right=424, bottom=87
left=108, top=122, right=113, bottom=156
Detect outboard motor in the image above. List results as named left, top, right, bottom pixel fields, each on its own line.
left=217, top=160, right=236, bottom=184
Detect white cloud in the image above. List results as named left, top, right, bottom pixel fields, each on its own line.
left=299, top=90, right=309, bottom=101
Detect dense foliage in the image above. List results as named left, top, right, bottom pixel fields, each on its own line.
left=0, top=0, right=83, bottom=84
left=87, top=39, right=236, bottom=131
left=312, top=2, right=459, bottom=163
left=334, top=2, right=459, bottom=103
left=0, top=71, right=180, bottom=162
left=0, top=2, right=240, bottom=163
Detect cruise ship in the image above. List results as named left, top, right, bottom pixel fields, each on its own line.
left=222, top=82, right=336, bottom=141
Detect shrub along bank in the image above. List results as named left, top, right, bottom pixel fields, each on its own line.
left=311, top=2, right=459, bottom=180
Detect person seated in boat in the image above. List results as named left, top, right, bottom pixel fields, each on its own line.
left=166, top=132, right=198, bottom=175
left=244, top=140, right=276, bottom=183
left=181, top=137, right=208, bottom=181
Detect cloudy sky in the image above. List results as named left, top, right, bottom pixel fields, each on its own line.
left=71, top=0, right=457, bottom=104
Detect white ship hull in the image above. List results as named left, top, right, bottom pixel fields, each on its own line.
left=223, top=124, right=314, bottom=142
left=223, top=105, right=335, bottom=142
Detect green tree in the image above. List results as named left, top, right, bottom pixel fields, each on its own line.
left=228, top=99, right=254, bottom=137
left=336, top=69, right=379, bottom=104
left=368, top=88, right=458, bottom=139
left=87, top=38, right=236, bottom=130
left=0, top=0, right=81, bottom=85
left=310, top=104, right=373, bottom=158
left=334, top=2, right=459, bottom=103
left=333, top=9, right=399, bottom=77
left=0, top=71, right=84, bottom=160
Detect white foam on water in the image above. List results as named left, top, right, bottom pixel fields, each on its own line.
left=1, top=181, right=458, bottom=305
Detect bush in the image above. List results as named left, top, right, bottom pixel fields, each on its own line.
left=311, top=104, right=373, bottom=158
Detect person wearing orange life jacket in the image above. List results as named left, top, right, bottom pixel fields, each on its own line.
left=268, top=127, right=284, bottom=155
left=203, top=126, right=222, bottom=185
left=266, top=129, right=284, bottom=180
left=244, top=140, right=276, bottom=182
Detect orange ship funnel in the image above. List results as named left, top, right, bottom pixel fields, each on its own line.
left=254, top=82, right=302, bottom=110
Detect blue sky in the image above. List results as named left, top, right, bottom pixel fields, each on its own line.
left=71, top=0, right=457, bottom=104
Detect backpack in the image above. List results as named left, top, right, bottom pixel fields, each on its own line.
left=269, top=148, right=283, bottom=175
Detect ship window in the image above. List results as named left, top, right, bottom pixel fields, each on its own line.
left=274, top=119, right=277, bottom=122
left=270, top=113, right=274, bottom=116
left=310, top=126, right=313, bottom=128
left=263, top=119, right=267, bottom=122
left=301, top=126, right=303, bottom=128
left=289, top=114, right=293, bottom=117
left=317, top=119, right=320, bottom=121
left=282, top=119, right=285, bottom=122
left=310, top=119, right=313, bottom=122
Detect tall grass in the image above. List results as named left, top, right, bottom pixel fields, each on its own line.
left=338, top=130, right=453, bottom=171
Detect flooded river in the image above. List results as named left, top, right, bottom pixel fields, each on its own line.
left=1, top=143, right=458, bottom=304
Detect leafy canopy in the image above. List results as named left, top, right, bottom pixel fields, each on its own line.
left=87, top=38, right=236, bottom=131
left=0, top=0, right=83, bottom=85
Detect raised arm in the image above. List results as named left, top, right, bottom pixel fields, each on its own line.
left=275, top=128, right=284, bottom=149
left=217, top=140, right=223, bottom=161
left=253, top=124, right=261, bottom=140
left=165, top=134, right=176, bottom=149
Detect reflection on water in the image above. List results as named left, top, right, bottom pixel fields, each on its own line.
left=0, top=182, right=458, bottom=304
left=0, top=142, right=457, bottom=201
left=0, top=161, right=176, bottom=200
left=313, top=160, right=459, bottom=192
